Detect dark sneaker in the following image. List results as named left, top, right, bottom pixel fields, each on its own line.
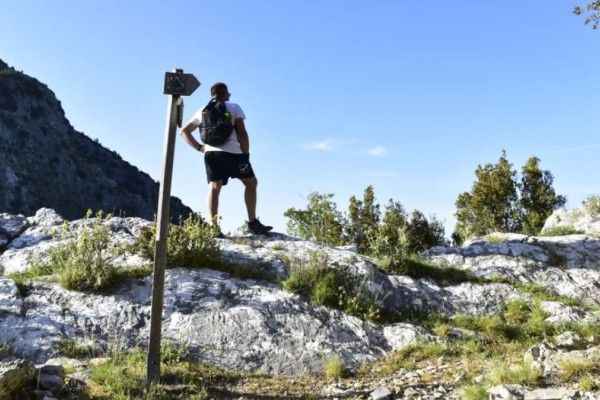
left=247, top=218, right=272, bottom=234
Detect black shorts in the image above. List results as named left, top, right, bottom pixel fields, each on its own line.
left=204, top=151, right=255, bottom=185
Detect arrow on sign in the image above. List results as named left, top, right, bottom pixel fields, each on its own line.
left=164, top=70, right=201, bottom=96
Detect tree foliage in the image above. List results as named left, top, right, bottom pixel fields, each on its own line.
left=346, top=185, right=380, bottom=252
left=574, top=1, right=600, bottom=29
left=284, top=187, right=447, bottom=258
left=284, top=192, right=346, bottom=245
left=455, top=151, right=519, bottom=239
left=454, top=152, right=566, bottom=242
left=519, top=157, right=566, bottom=235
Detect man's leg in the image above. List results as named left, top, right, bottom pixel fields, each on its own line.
left=207, top=180, right=223, bottom=222
left=240, top=176, right=257, bottom=222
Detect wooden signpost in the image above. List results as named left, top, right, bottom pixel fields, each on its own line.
left=147, top=68, right=200, bottom=384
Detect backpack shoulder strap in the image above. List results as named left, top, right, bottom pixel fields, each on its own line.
left=203, top=99, right=217, bottom=111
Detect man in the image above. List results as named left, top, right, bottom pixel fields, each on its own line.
left=179, top=82, right=272, bottom=236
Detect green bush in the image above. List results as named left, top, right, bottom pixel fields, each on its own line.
left=284, top=192, right=346, bottom=246
left=377, top=254, right=477, bottom=286
left=34, top=210, right=123, bottom=291
left=488, top=360, right=543, bottom=386
left=283, top=252, right=382, bottom=322
left=135, top=213, right=220, bottom=269
left=323, top=355, right=345, bottom=379
left=583, top=195, right=600, bottom=217
left=540, top=226, right=585, bottom=237
left=454, top=152, right=565, bottom=240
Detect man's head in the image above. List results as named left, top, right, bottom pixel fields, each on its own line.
left=211, top=82, right=230, bottom=101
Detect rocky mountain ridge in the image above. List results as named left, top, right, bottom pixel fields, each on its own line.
left=0, top=206, right=599, bottom=399
left=0, top=58, right=191, bottom=221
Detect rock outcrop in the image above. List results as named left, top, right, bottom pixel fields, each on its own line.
left=0, top=58, right=192, bottom=221
left=1, top=206, right=600, bottom=399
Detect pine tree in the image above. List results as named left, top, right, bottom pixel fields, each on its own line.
left=346, top=185, right=380, bottom=253
left=454, top=152, right=566, bottom=242
left=455, top=150, right=519, bottom=240
left=519, top=156, right=566, bottom=235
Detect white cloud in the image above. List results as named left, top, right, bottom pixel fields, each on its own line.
left=366, top=145, right=388, bottom=157
left=304, top=139, right=335, bottom=152
left=546, top=143, right=600, bottom=156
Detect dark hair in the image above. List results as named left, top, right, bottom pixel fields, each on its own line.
left=211, top=82, right=228, bottom=100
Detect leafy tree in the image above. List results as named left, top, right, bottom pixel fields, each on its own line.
left=455, top=151, right=519, bottom=240
left=519, top=157, right=566, bottom=235
left=368, top=200, right=409, bottom=261
left=455, top=152, right=566, bottom=242
left=377, top=200, right=407, bottom=248
left=574, top=1, right=600, bottom=29
left=405, top=210, right=448, bottom=253
left=284, top=192, right=346, bottom=245
left=346, top=185, right=380, bottom=253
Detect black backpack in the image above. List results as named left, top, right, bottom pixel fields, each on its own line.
left=199, top=100, right=234, bottom=146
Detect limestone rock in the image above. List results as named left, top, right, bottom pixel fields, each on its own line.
left=489, top=384, right=526, bottom=400
left=0, top=358, right=36, bottom=398
left=523, top=388, right=579, bottom=400
left=542, top=206, right=600, bottom=236
left=555, top=331, right=587, bottom=350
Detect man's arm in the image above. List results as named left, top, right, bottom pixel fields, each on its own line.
left=236, top=118, right=250, bottom=154
left=179, top=122, right=204, bottom=153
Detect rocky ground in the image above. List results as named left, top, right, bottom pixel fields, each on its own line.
left=1, top=207, right=600, bottom=399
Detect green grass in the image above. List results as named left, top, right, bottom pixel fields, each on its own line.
left=459, top=384, right=488, bottom=400
left=15, top=210, right=126, bottom=292
left=134, top=213, right=220, bottom=269
left=556, top=357, right=597, bottom=382
left=282, top=251, right=383, bottom=322
left=487, top=360, right=543, bottom=386
left=379, top=255, right=479, bottom=286
left=323, top=355, right=345, bottom=380
left=540, top=226, right=585, bottom=237
left=87, top=346, right=218, bottom=399
left=485, top=235, right=505, bottom=243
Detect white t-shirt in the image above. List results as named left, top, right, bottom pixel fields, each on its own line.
left=188, top=101, right=246, bottom=154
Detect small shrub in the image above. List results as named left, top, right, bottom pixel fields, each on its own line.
left=503, top=299, right=531, bottom=325
left=557, top=357, right=596, bottom=382
left=56, top=339, right=96, bottom=359
left=540, top=226, right=585, bottom=237
left=485, top=235, right=505, bottom=243
left=579, top=375, right=599, bottom=391
left=459, top=384, right=488, bottom=400
left=283, top=252, right=384, bottom=322
left=323, top=355, right=344, bottom=380
left=583, top=195, right=600, bottom=217
left=270, top=243, right=286, bottom=251
left=379, top=255, right=477, bottom=286
left=135, top=213, right=220, bottom=269
left=36, top=210, right=123, bottom=291
left=453, top=314, right=520, bottom=344
left=488, top=360, right=543, bottom=386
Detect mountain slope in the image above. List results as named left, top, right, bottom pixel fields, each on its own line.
left=0, top=58, right=191, bottom=220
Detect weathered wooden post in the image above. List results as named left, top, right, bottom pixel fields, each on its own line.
left=147, top=68, right=200, bottom=384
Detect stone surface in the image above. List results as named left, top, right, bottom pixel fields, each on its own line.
left=542, top=206, right=600, bottom=236
left=2, top=208, right=600, bottom=398
left=0, top=359, right=36, bottom=398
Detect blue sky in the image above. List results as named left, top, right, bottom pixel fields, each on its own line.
left=1, top=1, right=599, bottom=235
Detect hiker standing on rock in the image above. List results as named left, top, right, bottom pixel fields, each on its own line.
left=179, top=82, right=272, bottom=237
